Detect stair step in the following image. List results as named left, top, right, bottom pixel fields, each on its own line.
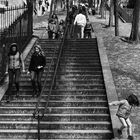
left=20, top=76, right=104, bottom=81
left=0, top=114, right=110, bottom=122
left=0, top=121, right=112, bottom=130
left=60, top=60, right=101, bottom=63
left=63, top=53, right=99, bottom=55
left=0, top=38, right=113, bottom=139
left=18, top=85, right=105, bottom=90
left=10, top=89, right=106, bottom=93
left=21, top=71, right=103, bottom=75
left=7, top=89, right=106, bottom=95
left=62, top=54, right=100, bottom=56
left=18, top=82, right=105, bottom=87
left=0, top=129, right=113, bottom=139
left=0, top=107, right=109, bottom=114
left=2, top=94, right=106, bottom=102
left=19, top=79, right=104, bottom=83
left=4, top=94, right=107, bottom=98
left=58, top=71, right=103, bottom=75
left=1, top=100, right=108, bottom=107
left=59, top=63, right=101, bottom=66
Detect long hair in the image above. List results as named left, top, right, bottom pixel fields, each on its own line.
left=8, top=43, right=19, bottom=56
left=34, top=44, right=45, bottom=56
left=127, top=94, right=139, bottom=106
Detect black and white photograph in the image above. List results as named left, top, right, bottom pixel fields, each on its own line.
left=0, top=0, right=140, bottom=139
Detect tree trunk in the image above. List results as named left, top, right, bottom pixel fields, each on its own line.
left=88, top=0, right=93, bottom=8
left=114, top=0, right=119, bottom=36
left=97, top=0, right=100, bottom=13
left=66, top=0, right=69, bottom=16
left=100, top=0, right=106, bottom=18
left=53, top=0, right=57, bottom=14
left=130, top=0, right=140, bottom=43
left=49, top=0, right=54, bottom=19
left=94, top=0, right=96, bottom=8
left=109, top=0, right=114, bottom=26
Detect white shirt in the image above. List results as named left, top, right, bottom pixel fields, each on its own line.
left=74, top=13, right=86, bottom=27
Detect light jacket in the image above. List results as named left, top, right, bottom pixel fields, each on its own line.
left=74, top=13, right=86, bottom=27
left=8, top=52, right=21, bottom=69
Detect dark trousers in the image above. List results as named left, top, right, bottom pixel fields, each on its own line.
left=30, top=70, right=43, bottom=94
left=84, top=29, right=92, bottom=38
left=8, top=68, right=20, bottom=96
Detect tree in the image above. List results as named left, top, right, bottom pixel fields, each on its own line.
left=109, top=0, right=114, bottom=26
left=53, top=0, right=57, bottom=14
left=114, top=0, right=119, bottom=36
left=130, top=0, right=140, bottom=43
left=88, top=0, right=93, bottom=8
left=100, top=0, right=106, bottom=18
left=127, top=0, right=135, bottom=8
left=97, top=0, right=101, bottom=13
left=49, top=0, right=54, bottom=19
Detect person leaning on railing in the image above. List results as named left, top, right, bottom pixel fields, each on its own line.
left=5, top=43, right=25, bottom=102
left=27, top=44, right=46, bottom=97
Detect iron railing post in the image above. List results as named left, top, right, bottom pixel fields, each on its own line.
left=37, top=111, right=41, bottom=140
left=27, top=1, right=33, bottom=37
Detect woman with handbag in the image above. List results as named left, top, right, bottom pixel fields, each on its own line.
left=28, top=44, right=46, bottom=97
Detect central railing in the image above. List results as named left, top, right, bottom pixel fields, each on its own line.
left=32, top=0, right=69, bottom=138
left=33, top=21, right=68, bottom=140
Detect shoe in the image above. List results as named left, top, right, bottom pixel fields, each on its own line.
left=128, top=135, right=134, bottom=140
left=32, top=90, right=37, bottom=97
left=36, top=93, right=40, bottom=97
left=117, top=129, right=122, bottom=135
left=15, top=91, right=19, bottom=98
left=5, top=96, right=11, bottom=103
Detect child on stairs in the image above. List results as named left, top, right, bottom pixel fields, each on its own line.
left=109, top=94, right=139, bottom=140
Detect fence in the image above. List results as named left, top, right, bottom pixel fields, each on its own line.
left=0, top=0, right=8, bottom=6
left=0, top=2, right=33, bottom=82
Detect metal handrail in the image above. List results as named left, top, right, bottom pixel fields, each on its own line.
left=33, top=41, right=58, bottom=118
left=42, top=25, right=68, bottom=115
left=32, top=0, right=56, bottom=117
left=33, top=23, right=68, bottom=118
left=32, top=13, right=68, bottom=140
left=33, top=26, right=68, bottom=140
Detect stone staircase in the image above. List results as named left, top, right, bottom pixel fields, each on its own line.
left=0, top=38, right=114, bottom=139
